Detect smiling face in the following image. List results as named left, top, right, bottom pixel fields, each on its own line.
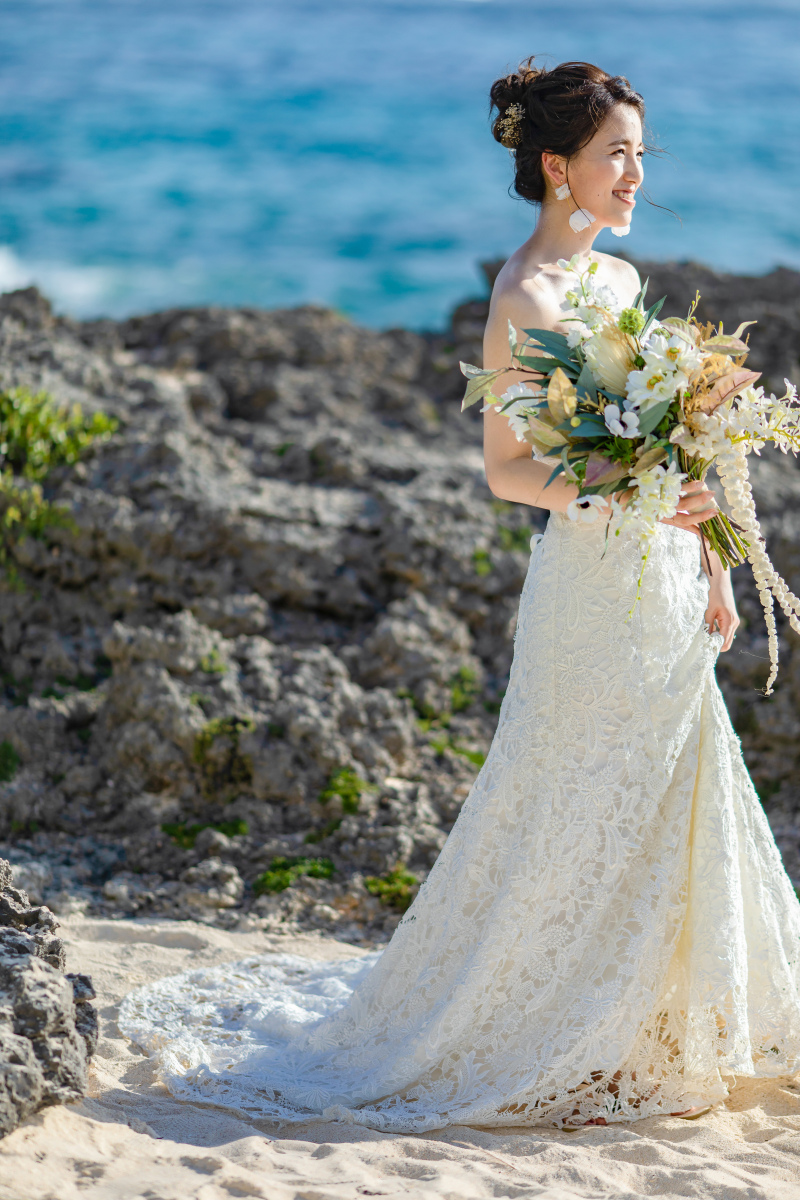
left=542, top=104, right=644, bottom=231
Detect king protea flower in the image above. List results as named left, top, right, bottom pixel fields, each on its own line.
left=582, top=324, right=638, bottom=396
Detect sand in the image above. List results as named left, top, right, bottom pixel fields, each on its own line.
left=0, top=918, right=799, bottom=1200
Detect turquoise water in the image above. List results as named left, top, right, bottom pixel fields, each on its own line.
left=1, top=0, right=799, bottom=328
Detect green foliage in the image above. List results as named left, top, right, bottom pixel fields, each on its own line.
left=193, top=715, right=254, bottom=796
left=274, top=442, right=294, bottom=457
left=0, top=740, right=20, bottom=782
left=472, top=548, right=492, bottom=577
left=253, top=856, right=335, bottom=895
left=0, top=387, right=117, bottom=482
left=0, top=472, right=74, bottom=582
left=429, top=731, right=486, bottom=769
left=304, top=819, right=342, bottom=844
left=199, top=648, right=227, bottom=675
left=162, top=818, right=249, bottom=850
left=319, top=768, right=373, bottom=815
left=0, top=387, right=117, bottom=585
left=497, top=524, right=533, bottom=553
left=450, top=665, right=479, bottom=714
left=364, top=867, right=418, bottom=912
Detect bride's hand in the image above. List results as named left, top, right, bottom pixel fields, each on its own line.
left=704, top=569, right=740, bottom=651
left=660, top=480, right=718, bottom=535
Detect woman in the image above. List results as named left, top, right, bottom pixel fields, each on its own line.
left=121, top=60, right=800, bottom=1130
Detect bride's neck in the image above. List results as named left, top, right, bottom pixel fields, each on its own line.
left=526, top=201, right=600, bottom=265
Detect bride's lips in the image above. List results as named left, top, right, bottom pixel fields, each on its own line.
left=612, top=189, right=636, bottom=207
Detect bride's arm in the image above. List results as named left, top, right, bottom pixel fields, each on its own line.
left=482, top=290, right=579, bottom=513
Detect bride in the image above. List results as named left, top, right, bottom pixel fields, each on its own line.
left=120, top=59, right=800, bottom=1130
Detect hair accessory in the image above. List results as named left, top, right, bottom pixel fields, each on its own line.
left=611, top=225, right=630, bottom=237
left=555, top=183, right=572, bottom=200
left=497, top=103, right=525, bottom=148
left=569, top=208, right=596, bottom=233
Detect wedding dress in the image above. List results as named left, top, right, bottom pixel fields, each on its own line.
left=120, top=512, right=800, bottom=1129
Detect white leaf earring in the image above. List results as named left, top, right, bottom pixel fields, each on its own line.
left=611, top=225, right=630, bottom=237
left=569, top=208, right=596, bottom=233
left=555, top=179, right=596, bottom=233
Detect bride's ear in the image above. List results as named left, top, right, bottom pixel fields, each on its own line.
left=540, top=152, right=567, bottom=195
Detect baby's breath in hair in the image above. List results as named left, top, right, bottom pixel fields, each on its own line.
left=496, top=103, right=525, bottom=148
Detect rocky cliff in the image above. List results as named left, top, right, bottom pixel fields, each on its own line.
left=0, top=259, right=798, bottom=944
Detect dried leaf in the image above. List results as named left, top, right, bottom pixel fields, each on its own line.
left=546, top=367, right=578, bottom=423
left=524, top=414, right=569, bottom=449
left=631, top=446, right=667, bottom=475
left=696, top=368, right=761, bottom=413
left=700, top=335, right=751, bottom=357
left=583, top=454, right=629, bottom=488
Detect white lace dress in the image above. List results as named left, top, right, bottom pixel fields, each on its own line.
left=120, top=513, right=800, bottom=1129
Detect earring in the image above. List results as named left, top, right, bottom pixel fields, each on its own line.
left=611, top=225, right=630, bottom=237
left=569, top=208, right=596, bottom=233
left=555, top=182, right=571, bottom=200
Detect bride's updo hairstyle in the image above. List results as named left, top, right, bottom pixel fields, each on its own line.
left=490, top=58, right=646, bottom=204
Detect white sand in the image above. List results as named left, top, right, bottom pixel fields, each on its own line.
left=1, top=918, right=799, bottom=1200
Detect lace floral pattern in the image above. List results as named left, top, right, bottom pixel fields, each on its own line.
left=119, top=514, right=800, bottom=1130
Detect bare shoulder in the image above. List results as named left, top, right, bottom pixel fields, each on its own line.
left=487, top=253, right=563, bottom=339
left=592, top=251, right=641, bottom=305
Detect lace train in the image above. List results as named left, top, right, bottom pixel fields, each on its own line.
left=119, top=514, right=800, bottom=1130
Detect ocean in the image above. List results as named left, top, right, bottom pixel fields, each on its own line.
left=2, top=0, right=799, bottom=329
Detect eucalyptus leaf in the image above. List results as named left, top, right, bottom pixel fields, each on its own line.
left=640, top=295, right=666, bottom=339
left=576, top=362, right=598, bottom=403
left=543, top=461, right=566, bottom=489
left=632, top=277, right=649, bottom=310
left=636, top=398, right=672, bottom=435
left=521, top=327, right=572, bottom=358
left=460, top=367, right=505, bottom=411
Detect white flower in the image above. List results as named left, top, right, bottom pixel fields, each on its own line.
left=642, top=331, right=703, bottom=375
left=502, top=382, right=538, bottom=401
left=625, top=365, right=687, bottom=410
left=566, top=495, right=609, bottom=524
left=603, top=404, right=639, bottom=438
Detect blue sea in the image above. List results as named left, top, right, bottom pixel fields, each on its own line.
left=2, top=0, right=799, bottom=329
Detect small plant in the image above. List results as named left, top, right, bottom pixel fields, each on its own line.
left=364, top=867, right=418, bottom=912
left=497, top=524, right=534, bottom=553
left=429, top=731, right=486, bottom=769
left=162, top=818, right=249, bottom=850
left=0, top=388, right=117, bottom=585
left=450, top=665, right=479, bottom=714
left=253, top=856, right=335, bottom=895
left=304, top=819, right=343, bottom=845
left=267, top=722, right=285, bottom=738
left=199, top=648, right=227, bottom=675
left=0, top=740, right=20, bottom=782
left=193, top=715, right=254, bottom=797
left=472, top=548, right=492, bottom=577
left=319, top=768, right=373, bottom=815
left=0, top=387, right=117, bottom=482
left=2, top=674, right=32, bottom=707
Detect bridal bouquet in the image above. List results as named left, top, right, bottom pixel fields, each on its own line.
left=461, top=256, right=800, bottom=692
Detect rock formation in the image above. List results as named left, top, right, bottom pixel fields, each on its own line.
left=0, top=856, right=97, bottom=1137
left=0, top=259, right=799, bottom=943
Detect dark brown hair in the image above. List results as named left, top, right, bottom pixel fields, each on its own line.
left=490, top=58, right=646, bottom=204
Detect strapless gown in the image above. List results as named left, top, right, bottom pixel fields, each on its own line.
left=119, top=513, right=800, bottom=1130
